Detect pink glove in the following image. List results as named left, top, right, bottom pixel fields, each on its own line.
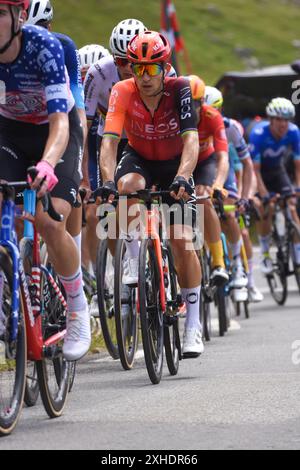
left=35, top=161, right=58, bottom=192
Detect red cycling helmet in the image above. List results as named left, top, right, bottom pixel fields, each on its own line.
left=0, top=0, right=30, bottom=7
left=127, top=30, right=171, bottom=64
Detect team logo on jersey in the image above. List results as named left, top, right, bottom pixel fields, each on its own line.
left=180, top=87, right=192, bottom=120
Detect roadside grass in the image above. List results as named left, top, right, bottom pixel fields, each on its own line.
left=52, top=0, right=300, bottom=83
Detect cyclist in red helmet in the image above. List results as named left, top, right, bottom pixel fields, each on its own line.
left=100, top=31, right=204, bottom=358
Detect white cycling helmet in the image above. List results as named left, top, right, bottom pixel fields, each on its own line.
left=109, top=19, right=147, bottom=58
left=26, top=0, right=53, bottom=25
left=79, top=44, right=111, bottom=72
left=204, top=86, right=223, bottom=109
left=266, top=97, right=295, bottom=120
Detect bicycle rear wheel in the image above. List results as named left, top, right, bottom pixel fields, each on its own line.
left=36, top=266, right=70, bottom=418
left=0, top=248, right=26, bottom=436
left=199, top=248, right=212, bottom=342
left=114, top=239, right=139, bottom=370
left=215, top=286, right=227, bottom=337
left=96, top=240, right=119, bottom=359
left=139, top=239, right=164, bottom=385
left=267, top=253, right=288, bottom=306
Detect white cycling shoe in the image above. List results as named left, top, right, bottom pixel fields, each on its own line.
left=63, top=307, right=91, bottom=361
left=182, top=328, right=204, bottom=358
left=248, top=286, right=264, bottom=303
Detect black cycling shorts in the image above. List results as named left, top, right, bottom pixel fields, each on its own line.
left=0, top=107, right=83, bottom=207
left=261, top=165, right=294, bottom=196
left=115, top=145, right=196, bottom=227
left=193, top=153, right=217, bottom=187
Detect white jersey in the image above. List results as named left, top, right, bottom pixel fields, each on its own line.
left=83, top=55, right=177, bottom=138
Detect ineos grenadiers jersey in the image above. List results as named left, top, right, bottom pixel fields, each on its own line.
left=103, top=77, right=197, bottom=161
left=223, top=117, right=250, bottom=162
left=0, top=25, right=74, bottom=125
left=249, top=121, right=300, bottom=169
left=54, top=32, right=84, bottom=110
left=84, top=55, right=177, bottom=138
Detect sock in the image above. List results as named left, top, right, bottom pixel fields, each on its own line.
left=92, top=262, right=97, bottom=276
left=229, top=238, right=243, bottom=268
left=123, top=229, right=140, bottom=259
left=209, top=241, right=225, bottom=269
left=259, top=235, right=271, bottom=256
left=73, top=233, right=82, bottom=265
left=59, top=266, right=88, bottom=313
left=294, top=243, right=300, bottom=265
left=247, top=258, right=255, bottom=288
left=181, top=286, right=201, bottom=331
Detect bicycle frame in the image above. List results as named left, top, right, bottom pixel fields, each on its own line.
left=0, top=184, right=67, bottom=361
left=143, top=200, right=166, bottom=312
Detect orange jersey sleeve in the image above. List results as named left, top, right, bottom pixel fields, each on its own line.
left=205, top=106, right=228, bottom=153
left=103, top=80, right=133, bottom=139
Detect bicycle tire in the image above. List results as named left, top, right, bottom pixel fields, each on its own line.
left=40, top=244, right=76, bottom=395
left=215, top=286, right=227, bottom=337
left=163, top=243, right=180, bottom=376
left=267, top=255, right=288, bottom=306
left=19, top=238, right=40, bottom=407
left=0, top=248, right=26, bottom=436
left=139, top=239, right=164, bottom=385
left=96, top=240, right=119, bottom=360
left=36, top=265, right=70, bottom=418
left=114, top=239, right=138, bottom=370
left=199, top=248, right=212, bottom=342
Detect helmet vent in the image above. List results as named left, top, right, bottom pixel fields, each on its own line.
left=142, top=42, right=148, bottom=58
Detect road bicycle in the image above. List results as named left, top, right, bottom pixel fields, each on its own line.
left=264, top=194, right=300, bottom=305
left=0, top=169, right=71, bottom=436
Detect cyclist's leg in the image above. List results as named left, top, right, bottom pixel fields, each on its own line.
left=157, top=161, right=203, bottom=357
left=115, top=146, right=150, bottom=285
left=37, top=108, right=90, bottom=361
left=194, top=155, right=228, bottom=285
left=222, top=169, right=248, bottom=287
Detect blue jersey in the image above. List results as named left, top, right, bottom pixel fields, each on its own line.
left=249, top=121, right=300, bottom=169
left=0, top=25, right=74, bottom=124
left=54, top=32, right=84, bottom=110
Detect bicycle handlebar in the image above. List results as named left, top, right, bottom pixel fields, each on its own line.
left=0, top=168, right=64, bottom=223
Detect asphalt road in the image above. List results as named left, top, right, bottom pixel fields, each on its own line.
left=1, top=254, right=300, bottom=450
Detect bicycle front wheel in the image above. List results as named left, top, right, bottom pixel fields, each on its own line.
left=96, top=240, right=119, bottom=359
left=139, top=239, right=164, bottom=385
left=114, top=239, right=139, bottom=370
left=163, top=243, right=180, bottom=376
left=0, top=248, right=26, bottom=436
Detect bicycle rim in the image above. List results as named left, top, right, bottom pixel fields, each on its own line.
left=139, top=239, right=164, bottom=385
left=0, top=249, right=26, bottom=436
left=96, top=240, right=119, bottom=359
left=114, top=241, right=139, bottom=370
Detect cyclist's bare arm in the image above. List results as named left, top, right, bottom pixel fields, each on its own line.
left=100, top=136, right=120, bottom=182
left=214, top=150, right=229, bottom=188
left=254, top=161, right=269, bottom=197
left=241, top=156, right=256, bottom=199
left=294, top=160, right=300, bottom=188
left=177, top=132, right=199, bottom=180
